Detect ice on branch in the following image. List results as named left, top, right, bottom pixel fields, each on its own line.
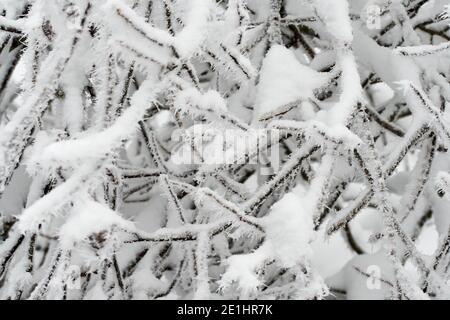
left=59, top=196, right=134, bottom=249
left=0, top=0, right=449, bottom=301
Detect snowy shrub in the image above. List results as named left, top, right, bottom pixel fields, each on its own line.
left=0, top=0, right=450, bottom=300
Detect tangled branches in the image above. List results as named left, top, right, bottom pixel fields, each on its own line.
left=0, top=0, right=449, bottom=300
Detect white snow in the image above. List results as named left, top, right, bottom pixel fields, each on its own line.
left=261, top=191, right=315, bottom=268
left=255, top=45, right=328, bottom=121
left=0, top=0, right=449, bottom=301
left=59, top=196, right=134, bottom=249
